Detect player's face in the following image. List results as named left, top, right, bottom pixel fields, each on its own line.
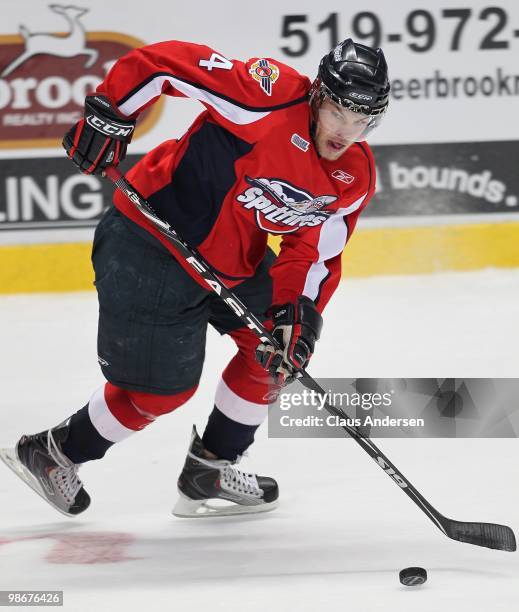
left=314, top=99, right=371, bottom=160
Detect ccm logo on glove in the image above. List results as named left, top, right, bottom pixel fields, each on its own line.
left=85, top=114, right=135, bottom=138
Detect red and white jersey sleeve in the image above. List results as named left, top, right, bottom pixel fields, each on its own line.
left=269, top=147, right=376, bottom=313
left=96, top=40, right=308, bottom=140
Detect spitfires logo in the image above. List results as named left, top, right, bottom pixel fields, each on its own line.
left=236, top=176, right=337, bottom=234
left=248, top=59, right=279, bottom=96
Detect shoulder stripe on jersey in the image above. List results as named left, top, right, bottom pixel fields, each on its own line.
left=118, top=75, right=269, bottom=124
left=302, top=193, right=366, bottom=301
left=116, top=72, right=308, bottom=122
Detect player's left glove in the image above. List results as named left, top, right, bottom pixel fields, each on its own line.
left=255, top=296, right=323, bottom=385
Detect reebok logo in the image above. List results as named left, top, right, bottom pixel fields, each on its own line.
left=331, top=170, right=355, bottom=184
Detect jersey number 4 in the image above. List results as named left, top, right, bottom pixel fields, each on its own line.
left=198, top=53, right=234, bottom=71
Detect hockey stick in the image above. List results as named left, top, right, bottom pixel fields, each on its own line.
left=104, top=166, right=516, bottom=552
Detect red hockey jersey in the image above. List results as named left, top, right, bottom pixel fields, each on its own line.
left=97, top=41, right=376, bottom=312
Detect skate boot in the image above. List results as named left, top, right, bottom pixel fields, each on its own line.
left=0, top=421, right=90, bottom=517
left=173, top=425, right=279, bottom=518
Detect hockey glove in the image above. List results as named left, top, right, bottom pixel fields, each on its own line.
left=63, top=94, right=135, bottom=175
left=256, top=296, right=323, bottom=385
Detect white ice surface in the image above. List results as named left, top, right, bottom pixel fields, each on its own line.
left=0, top=269, right=518, bottom=612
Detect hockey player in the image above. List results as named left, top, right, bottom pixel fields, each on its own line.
left=1, top=39, right=390, bottom=517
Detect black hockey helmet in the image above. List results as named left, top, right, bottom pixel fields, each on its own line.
left=309, top=39, right=390, bottom=138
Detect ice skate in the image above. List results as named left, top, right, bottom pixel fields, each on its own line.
left=0, top=421, right=90, bottom=517
left=173, top=426, right=279, bottom=518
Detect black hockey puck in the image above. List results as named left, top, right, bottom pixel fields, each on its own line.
left=399, top=567, right=427, bottom=586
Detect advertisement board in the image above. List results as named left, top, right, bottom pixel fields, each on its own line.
left=0, top=0, right=518, bottom=289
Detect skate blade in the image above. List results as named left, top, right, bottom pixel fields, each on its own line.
left=0, top=447, right=74, bottom=518
left=172, top=493, right=279, bottom=518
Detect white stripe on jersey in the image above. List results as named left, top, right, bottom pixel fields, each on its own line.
left=118, top=75, right=271, bottom=125
left=215, top=377, right=269, bottom=425
left=303, top=193, right=366, bottom=301
left=87, top=386, right=135, bottom=443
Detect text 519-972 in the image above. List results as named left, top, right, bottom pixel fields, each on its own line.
left=280, top=8, right=516, bottom=56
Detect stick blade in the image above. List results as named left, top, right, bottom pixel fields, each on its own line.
left=445, top=520, right=516, bottom=552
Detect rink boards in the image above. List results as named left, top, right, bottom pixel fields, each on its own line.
left=1, top=0, right=519, bottom=293
left=1, top=219, right=519, bottom=293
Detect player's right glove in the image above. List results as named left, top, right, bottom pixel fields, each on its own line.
left=255, top=296, right=323, bottom=386
left=62, top=94, right=136, bottom=175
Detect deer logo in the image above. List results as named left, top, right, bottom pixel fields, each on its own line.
left=1, top=4, right=98, bottom=78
